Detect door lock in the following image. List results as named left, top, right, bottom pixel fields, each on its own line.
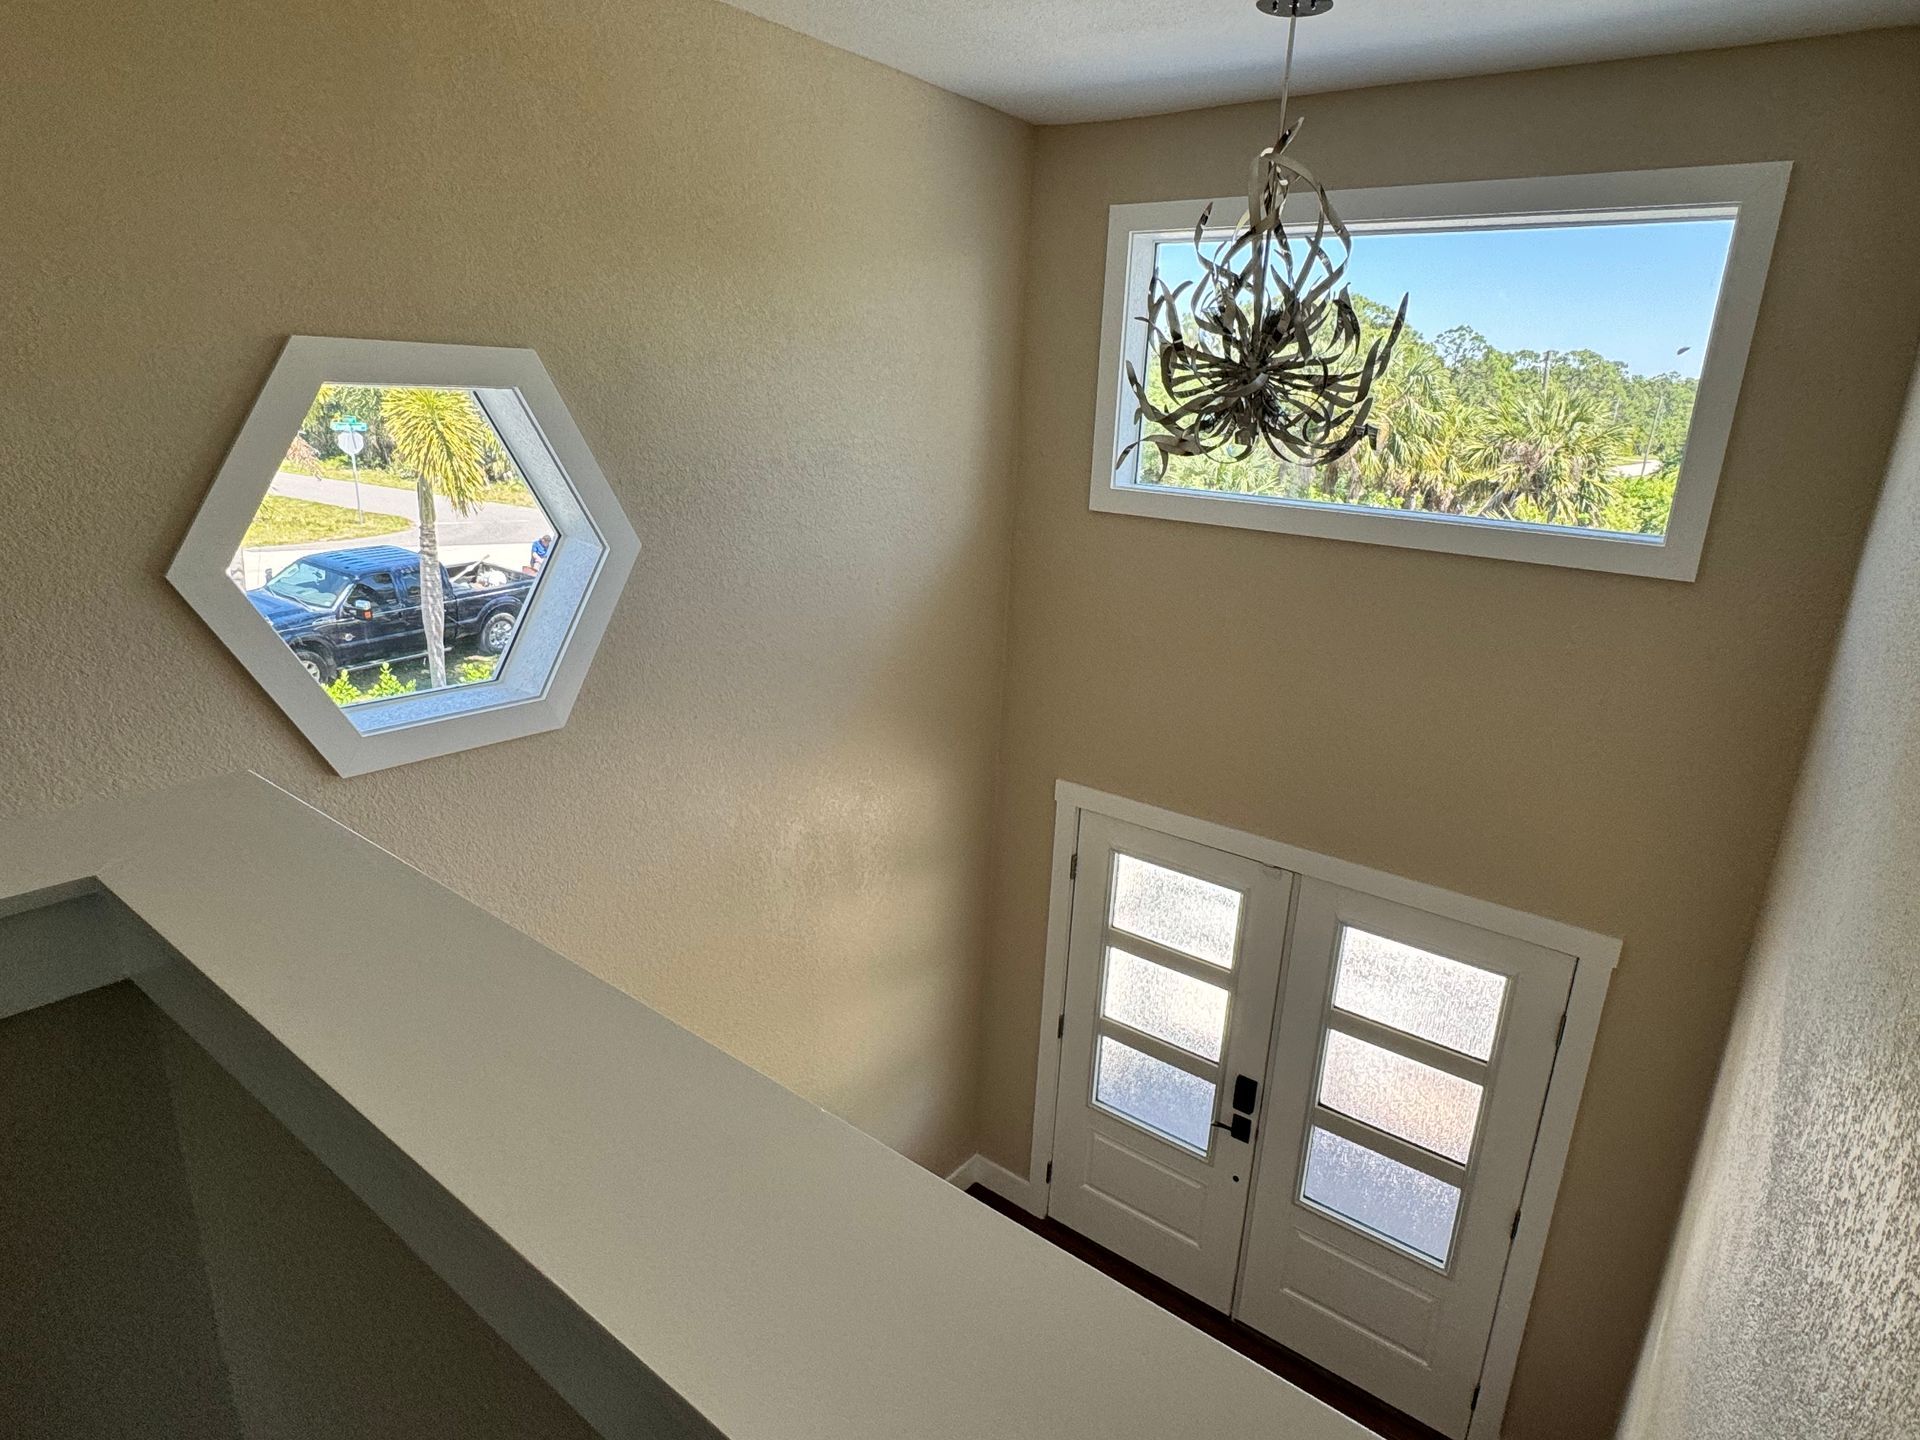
left=1232, top=1074, right=1259, bottom=1114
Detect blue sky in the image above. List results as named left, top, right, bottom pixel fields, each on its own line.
left=1155, top=218, right=1734, bottom=379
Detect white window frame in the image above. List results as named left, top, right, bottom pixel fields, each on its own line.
left=1089, top=162, right=1790, bottom=581
left=1021, top=780, right=1621, bottom=1440
left=168, top=336, right=640, bottom=776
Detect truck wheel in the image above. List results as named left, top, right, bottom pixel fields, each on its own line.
left=480, top=611, right=517, bottom=655
left=292, top=648, right=331, bottom=682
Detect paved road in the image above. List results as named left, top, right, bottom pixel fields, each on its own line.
left=268, top=471, right=550, bottom=546
left=231, top=472, right=552, bottom=588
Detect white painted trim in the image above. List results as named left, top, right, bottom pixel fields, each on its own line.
left=1090, top=162, right=1792, bottom=581
left=1053, top=782, right=1620, bottom=965
left=1030, top=780, right=1620, bottom=1439
left=167, top=336, right=640, bottom=776
left=1467, top=945, right=1614, bottom=1440
left=1019, top=792, right=1083, bottom=1214
left=944, top=1153, right=1047, bottom=1215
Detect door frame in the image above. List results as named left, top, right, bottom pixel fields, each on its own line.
left=1018, top=781, right=1621, bottom=1440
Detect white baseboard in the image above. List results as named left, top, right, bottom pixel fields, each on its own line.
left=945, top=1152, right=1046, bottom=1217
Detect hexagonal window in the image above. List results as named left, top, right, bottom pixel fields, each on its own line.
left=170, top=338, right=639, bottom=776
left=235, top=384, right=559, bottom=702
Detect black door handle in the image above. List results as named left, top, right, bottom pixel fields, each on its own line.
left=1212, top=1114, right=1252, bottom=1143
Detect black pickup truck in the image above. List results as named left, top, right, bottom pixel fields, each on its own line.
left=244, top=545, right=533, bottom=682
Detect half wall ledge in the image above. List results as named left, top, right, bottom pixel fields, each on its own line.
left=0, top=773, right=1371, bottom=1440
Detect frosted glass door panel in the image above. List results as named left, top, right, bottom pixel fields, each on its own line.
left=1101, top=947, right=1230, bottom=1061
left=1093, top=1036, right=1216, bottom=1153
left=1110, top=853, right=1242, bottom=968
left=1317, top=1029, right=1483, bottom=1164
left=1332, top=927, right=1507, bottom=1060
left=1300, top=1127, right=1462, bottom=1267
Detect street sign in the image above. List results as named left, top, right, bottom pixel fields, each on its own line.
left=328, top=416, right=371, bottom=514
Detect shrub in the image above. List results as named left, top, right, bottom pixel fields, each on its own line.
left=323, top=663, right=417, bottom=706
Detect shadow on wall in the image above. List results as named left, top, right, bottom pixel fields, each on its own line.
left=0, top=937, right=601, bottom=1440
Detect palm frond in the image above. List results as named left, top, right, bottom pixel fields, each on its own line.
left=381, top=387, right=493, bottom=515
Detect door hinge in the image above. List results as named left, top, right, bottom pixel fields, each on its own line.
left=1511, top=1209, right=1522, bottom=1240
left=1045, top=1161, right=1053, bottom=1183
left=1069, top=852, right=1079, bottom=880
left=1057, top=1013, right=1065, bottom=1039
left=1555, top=1011, right=1568, bottom=1046
left=1470, top=1383, right=1481, bottom=1412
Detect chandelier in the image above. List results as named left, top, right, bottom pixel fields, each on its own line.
left=1123, top=0, right=1406, bottom=477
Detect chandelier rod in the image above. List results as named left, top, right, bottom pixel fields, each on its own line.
left=1277, top=8, right=1301, bottom=131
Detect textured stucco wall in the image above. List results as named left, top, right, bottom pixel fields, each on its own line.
left=978, top=32, right=1920, bottom=1439
left=0, top=0, right=1030, bottom=1170
left=1618, top=363, right=1920, bottom=1436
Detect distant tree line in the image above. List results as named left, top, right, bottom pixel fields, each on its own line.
left=1144, top=296, right=1698, bottom=535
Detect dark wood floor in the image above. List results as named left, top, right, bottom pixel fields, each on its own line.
left=965, top=1184, right=1447, bottom=1440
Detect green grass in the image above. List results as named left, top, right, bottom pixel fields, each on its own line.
left=297, top=456, right=539, bottom=509
left=242, top=495, right=408, bottom=548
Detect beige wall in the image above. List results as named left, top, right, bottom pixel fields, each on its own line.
left=0, top=0, right=1030, bottom=1169
left=978, top=31, right=1920, bottom=1438
left=1618, top=361, right=1920, bottom=1437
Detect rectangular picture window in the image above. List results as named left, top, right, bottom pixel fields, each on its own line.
left=1091, top=165, right=1790, bottom=579
left=1136, top=218, right=1732, bottom=540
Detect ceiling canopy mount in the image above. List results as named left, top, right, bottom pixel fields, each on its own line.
left=1254, top=0, right=1335, bottom=18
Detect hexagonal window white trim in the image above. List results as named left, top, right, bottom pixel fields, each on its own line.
left=169, top=336, right=639, bottom=776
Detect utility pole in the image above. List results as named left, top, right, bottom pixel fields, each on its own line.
left=1638, top=345, right=1693, bottom=478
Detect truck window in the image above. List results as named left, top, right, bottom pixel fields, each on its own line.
left=265, top=560, right=350, bottom=610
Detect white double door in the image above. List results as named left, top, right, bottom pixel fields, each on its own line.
left=1048, top=814, right=1572, bottom=1439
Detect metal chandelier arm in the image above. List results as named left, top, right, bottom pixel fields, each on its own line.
left=1119, top=0, right=1406, bottom=479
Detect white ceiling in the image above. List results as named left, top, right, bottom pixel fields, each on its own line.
left=717, top=0, right=1920, bottom=123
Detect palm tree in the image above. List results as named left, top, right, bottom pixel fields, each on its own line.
left=1339, top=345, right=1454, bottom=507
left=1400, top=405, right=1496, bottom=515
left=381, top=388, right=491, bottom=688
left=1467, top=387, right=1633, bottom=527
